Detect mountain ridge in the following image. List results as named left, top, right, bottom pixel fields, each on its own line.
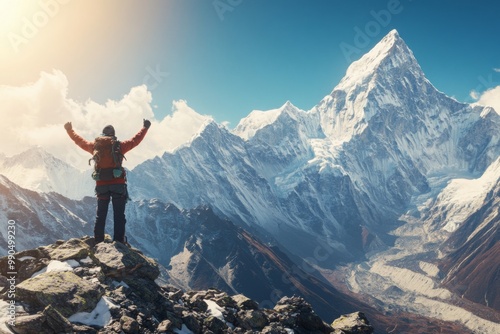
left=1, top=29, right=499, bottom=332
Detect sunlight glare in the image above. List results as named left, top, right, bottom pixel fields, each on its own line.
left=0, top=0, right=24, bottom=33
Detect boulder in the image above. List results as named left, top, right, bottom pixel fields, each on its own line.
left=185, top=291, right=209, bottom=312
left=16, top=271, right=104, bottom=317
left=0, top=248, right=49, bottom=281
left=43, top=237, right=92, bottom=261
left=120, top=315, right=140, bottom=334
left=8, top=313, right=45, bottom=334
left=261, top=323, right=290, bottom=334
left=122, top=276, right=161, bottom=304
left=165, top=310, right=183, bottom=329
left=232, top=294, right=259, bottom=310
left=93, top=241, right=159, bottom=280
left=236, top=309, right=269, bottom=330
left=182, top=311, right=202, bottom=334
left=157, top=319, right=174, bottom=333
left=204, top=315, right=227, bottom=334
left=331, top=312, right=374, bottom=334
left=71, top=324, right=98, bottom=333
left=274, top=296, right=331, bottom=333
left=43, top=304, right=73, bottom=333
left=212, top=291, right=236, bottom=309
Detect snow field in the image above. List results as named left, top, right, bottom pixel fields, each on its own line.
left=369, top=262, right=451, bottom=299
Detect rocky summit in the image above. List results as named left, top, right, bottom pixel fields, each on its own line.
left=0, top=236, right=373, bottom=334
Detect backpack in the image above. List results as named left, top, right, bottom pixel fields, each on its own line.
left=89, top=136, right=125, bottom=181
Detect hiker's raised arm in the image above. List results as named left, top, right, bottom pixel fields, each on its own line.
left=120, top=119, right=151, bottom=154
left=64, top=122, right=94, bottom=154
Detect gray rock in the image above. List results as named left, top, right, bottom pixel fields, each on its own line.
left=107, top=285, right=128, bottom=305
left=93, top=241, right=159, bottom=280
left=8, top=313, right=45, bottom=334
left=71, top=323, right=98, bottom=333
left=274, top=296, right=331, bottom=333
left=204, top=315, right=228, bottom=334
left=166, top=287, right=184, bottom=301
left=331, top=312, right=374, bottom=334
left=0, top=248, right=49, bottom=281
left=186, top=291, right=209, bottom=312
left=165, top=310, right=183, bottom=329
left=16, top=271, right=104, bottom=317
left=43, top=237, right=92, bottom=261
left=182, top=311, right=202, bottom=334
left=232, top=294, right=258, bottom=310
left=43, top=304, right=73, bottom=333
left=212, top=291, right=236, bottom=309
left=120, top=315, right=140, bottom=334
left=260, top=323, right=290, bottom=334
left=236, top=309, right=269, bottom=330
left=122, top=276, right=161, bottom=304
left=157, top=319, right=174, bottom=333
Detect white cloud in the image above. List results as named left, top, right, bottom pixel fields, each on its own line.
left=469, top=90, right=480, bottom=100
left=0, top=70, right=212, bottom=170
left=153, top=100, right=213, bottom=154
left=493, top=68, right=500, bottom=73
left=472, top=85, right=500, bottom=116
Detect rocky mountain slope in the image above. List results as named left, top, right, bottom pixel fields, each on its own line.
left=0, top=237, right=374, bottom=334
left=437, top=164, right=500, bottom=310
left=0, top=175, right=95, bottom=252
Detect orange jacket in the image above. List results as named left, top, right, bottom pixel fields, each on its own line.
left=66, top=127, right=149, bottom=186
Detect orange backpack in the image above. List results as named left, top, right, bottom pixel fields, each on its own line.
left=89, top=136, right=125, bottom=180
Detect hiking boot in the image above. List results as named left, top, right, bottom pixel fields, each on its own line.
left=93, top=236, right=104, bottom=245
left=115, top=236, right=131, bottom=248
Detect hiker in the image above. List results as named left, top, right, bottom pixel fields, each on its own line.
left=64, top=119, right=151, bottom=244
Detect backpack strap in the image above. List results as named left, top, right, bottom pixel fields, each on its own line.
left=112, top=140, right=126, bottom=167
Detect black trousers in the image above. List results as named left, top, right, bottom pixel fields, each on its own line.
left=94, top=184, right=128, bottom=243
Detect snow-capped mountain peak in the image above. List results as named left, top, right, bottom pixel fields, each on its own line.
left=4, top=146, right=58, bottom=168
left=313, top=29, right=426, bottom=143
left=335, top=29, right=421, bottom=92
left=426, top=156, right=500, bottom=232
left=233, top=101, right=302, bottom=140
left=181, top=118, right=219, bottom=149
left=0, top=146, right=92, bottom=199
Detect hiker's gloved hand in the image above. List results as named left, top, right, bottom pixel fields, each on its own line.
left=143, top=119, right=151, bottom=129
left=64, top=122, right=72, bottom=131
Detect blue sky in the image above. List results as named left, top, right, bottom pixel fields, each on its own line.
left=2, top=0, right=500, bottom=128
